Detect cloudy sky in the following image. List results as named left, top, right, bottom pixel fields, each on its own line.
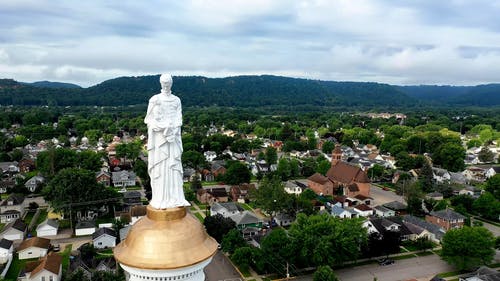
left=2, top=0, right=500, bottom=87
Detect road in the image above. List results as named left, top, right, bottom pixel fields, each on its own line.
left=204, top=250, right=242, bottom=281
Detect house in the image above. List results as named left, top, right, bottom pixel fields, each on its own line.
left=197, top=188, right=229, bottom=205
left=0, top=238, right=13, bottom=263
left=373, top=205, right=395, bottom=217
left=325, top=144, right=371, bottom=197
left=123, top=191, right=142, bottom=207
left=111, top=170, right=136, bottom=187
left=426, top=209, right=465, bottom=231
left=449, top=172, right=467, bottom=185
left=463, top=166, right=486, bottom=182
left=307, top=173, right=334, bottom=196
left=402, top=215, right=446, bottom=243
left=432, top=168, right=451, bottom=183
left=485, top=166, right=500, bottom=178
left=383, top=201, right=408, bottom=216
left=353, top=204, right=373, bottom=217
left=330, top=205, right=355, bottom=219
left=230, top=184, right=255, bottom=203
left=284, top=181, right=304, bottom=195
left=24, top=176, right=45, bottom=192
left=0, top=209, right=21, bottom=224
left=210, top=202, right=243, bottom=218
left=457, top=186, right=483, bottom=198
left=204, top=151, right=217, bottom=162
left=0, top=219, right=27, bottom=240
left=229, top=211, right=263, bottom=231
left=274, top=213, right=295, bottom=226
left=0, top=194, right=25, bottom=220
left=92, top=228, right=117, bottom=249
left=17, top=237, right=51, bottom=260
left=458, top=266, right=500, bottom=281
left=0, top=161, right=19, bottom=174
left=18, top=158, right=35, bottom=173
left=75, top=221, right=96, bottom=236
left=129, top=205, right=147, bottom=225
left=36, top=219, right=59, bottom=237
left=95, top=171, right=111, bottom=187
left=19, top=253, right=62, bottom=281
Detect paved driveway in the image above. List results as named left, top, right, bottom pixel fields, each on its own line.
left=205, top=250, right=242, bottom=281
left=335, top=254, right=454, bottom=281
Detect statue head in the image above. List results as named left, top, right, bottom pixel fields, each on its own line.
left=160, top=74, right=173, bottom=92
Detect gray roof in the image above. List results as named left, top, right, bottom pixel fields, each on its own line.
left=430, top=209, right=466, bottom=221
left=92, top=227, right=116, bottom=239
left=383, top=201, right=407, bottom=210
left=75, top=221, right=96, bottom=229
left=373, top=205, right=392, bottom=213
left=36, top=219, right=59, bottom=230
left=426, top=192, right=443, bottom=198
left=330, top=205, right=349, bottom=216
left=459, top=266, right=500, bottom=281
left=211, top=202, right=242, bottom=213
left=402, top=215, right=445, bottom=240
left=230, top=211, right=262, bottom=225
left=0, top=194, right=25, bottom=206
left=0, top=238, right=13, bottom=249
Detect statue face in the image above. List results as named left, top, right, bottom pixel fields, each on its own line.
left=160, top=74, right=173, bottom=91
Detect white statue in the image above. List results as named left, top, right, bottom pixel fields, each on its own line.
left=144, top=74, right=190, bottom=209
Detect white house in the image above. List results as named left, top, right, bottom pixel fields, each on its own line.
left=210, top=202, right=243, bottom=218
left=330, top=205, right=355, bottom=219
left=486, top=166, right=500, bottom=178
left=0, top=219, right=26, bottom=241
left=24, top=176, right=45, bottom=193
left=19, top=253, right=62, bottom=281
left=92, top=228, right=117, bottom=249
left=111, top=170, right=136, bottom=187
left=353, top=204, right=373, bottom=217
left=0, top=209, right=21, bottom=224
left=0, top=238, right=13, bottom=264
left=36, top=219, right=59, bottom=237
left=432, top=167, right=451, bottom=183
left=274, top=213, right=295, bottom=227
left=284, top=181, right=304, bottom=195
left=373, top=205, right=396, bottom=217
left=204, top=151, right=217, bottom=162
left=75, top=221, right=96, bottom=236
left=17, top=237, right=50, bottom=260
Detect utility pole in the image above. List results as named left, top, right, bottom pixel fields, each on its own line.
left=286, top=262, right=289, bottom=281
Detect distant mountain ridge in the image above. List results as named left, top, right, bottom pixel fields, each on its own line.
left=23, top=80, right=82, bottom=89
left=0, top=75, right=499, bottom=107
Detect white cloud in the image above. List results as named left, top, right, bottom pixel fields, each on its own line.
left=1, top=0, right=500, bottom=86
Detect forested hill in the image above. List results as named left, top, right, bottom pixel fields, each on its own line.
left=398, top=84, right=500, bottom=106
left=23, top=81, right=82, bottom=89
left=0, top=75, right=413, bottom=107
left=1, top=75, right=499, bottom=107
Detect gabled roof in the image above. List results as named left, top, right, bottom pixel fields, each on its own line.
left=124, top=191, right=141, bottom=199
left=36, top=219, right=59, bottom=230
left=331, top=205, right=349, bottom=216
left=18, top=237, right=51, bottom=251
left=211, top=202, right=243, bottom=213
left=326, top=162, right=370, bottom=184
left=75, top=221, right=96, bottom=229
left=0, top=194, right=25, bottom=206
left=92, top=227, right=116, bottom=239
left=26, top=253, right=62, bottom=277
left=307, top=173, right=329, bottom=184
left=373, top=205, right=392, bottom=213
left=402, top=215, right=445, bottom=239
left=383, top=201, right=407, bottom=211
left=354, top=204, right=372, bottom=212
left=430, top=209, right=466, bottom=221
left=0, top=238, right=13, bottom=249
left=4, top=219, right=27, bottom=232
left=208, top=187, right=228, bottom=197
left=230, top=211, right=262, bottom=225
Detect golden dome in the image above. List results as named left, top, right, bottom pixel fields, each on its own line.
left=113, top=205, right=218, bottom=270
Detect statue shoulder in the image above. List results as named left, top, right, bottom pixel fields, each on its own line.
left=148, top=94, right=160, bottom=103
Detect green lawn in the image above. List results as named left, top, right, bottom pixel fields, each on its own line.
left=35, top=209, right=48, bottom=225
left=23, top=210, right=36, bottom=225
left=194, top=212, right=204, bottom=222
left=5, top=256, right=27, bottom=280
left=238, top=203, right=253, bottom=211
left=61, top=245, right=73, bottom=275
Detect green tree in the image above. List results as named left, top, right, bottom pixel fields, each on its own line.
left=182, top=150, right=207, bottom=169
left=250, top=176, right=293, bottom=217
left=478, top=147, right=495, bottom=163
left=367, top=164, right=385, bottom=181
left=43, top=168, right=118, bottom=215
left=313, top=265, right=338, bottom=281
left=419, top=160, right=434, bottom=192
left=231, top=247, right=254, bottom=272
left=321, top=141, right=335, bottom=154
left=441, top=226, right=495, bottom=270
left=276, top=158, right=291, bottom=181
left=472, top=192, right=500, bottom=220
left=221, top=228, right=246, bottom=254
left=316, top=158, right=331, bottom=175
left=203, top=214, right=236, bottom=243
left=65, top=269, right=90, bottom=281
left=224, top=162, right=251, bottom=185
left=260, top=228, right=292, bottom=275
left=265, top=147, right=278, bottom=165
left=485, top=174, right=500, bottom=200
left=433, top=143, right=465, bottom=172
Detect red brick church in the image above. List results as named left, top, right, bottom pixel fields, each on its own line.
left=308, top=145, right=371, bottom=197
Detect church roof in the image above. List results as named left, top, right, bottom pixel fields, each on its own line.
left=326, top=162, right=370, bottom=184
left=307, top=173, right=330, bottom=184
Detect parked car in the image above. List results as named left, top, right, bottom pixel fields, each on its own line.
left=377, top=258, right=394, bottom=266
left=52, top=244, right=60, bottom=252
